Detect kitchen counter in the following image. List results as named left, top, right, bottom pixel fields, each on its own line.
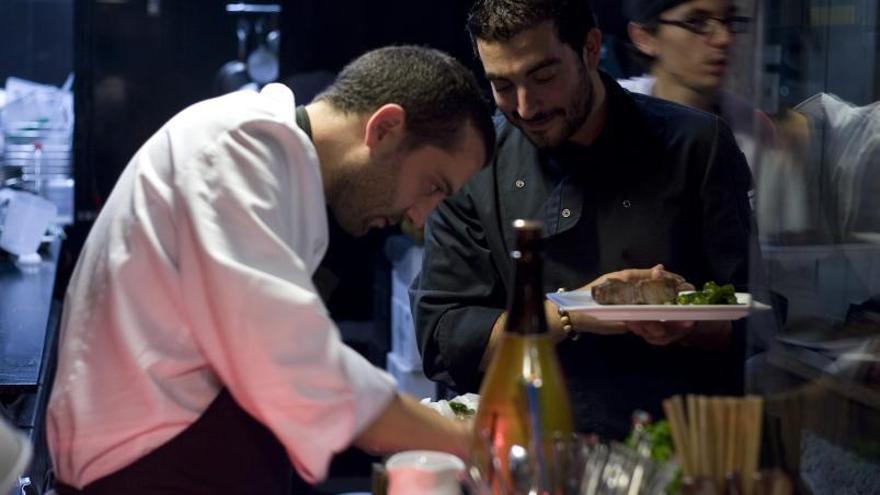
left=0, top=240, right=60, bottom=393
left=0, top=239, right=61, bottom=493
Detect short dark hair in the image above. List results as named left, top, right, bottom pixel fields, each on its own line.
left=467, top=0, right=598, bottom=55
left=624, top=0, right=689, bottom=24
left=315, top=45, right=495, bottom=158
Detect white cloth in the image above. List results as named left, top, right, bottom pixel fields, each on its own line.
left=796, top=93, right=880, bottom=238
left=47, top=84, right=396, bottom=488
left=754, top=93, right=880, bottom=241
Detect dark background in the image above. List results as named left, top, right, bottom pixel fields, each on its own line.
left=0, top=0, right=73, bottom=87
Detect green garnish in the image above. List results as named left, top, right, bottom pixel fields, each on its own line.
left=674, top=281, right=737, bottom=305
left=626, top=419, right=674, bottom=462
left=448, top=401, right=475, bottom=418
left=625, top=420, right=682, bottom=494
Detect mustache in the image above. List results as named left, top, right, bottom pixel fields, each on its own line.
left=513, top=110, right=562, bottom=123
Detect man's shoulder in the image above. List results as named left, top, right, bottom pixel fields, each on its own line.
left=162, top=88, right=311, bottom=164
left=628, top=92, right=721, bottom=142
left=493, top=112, right=524, bottom=145
left=168, top=89, right=295, bottom=133
left=467, top=116, right=537, bottom=192
left=613, top=89, right=743, bottom=177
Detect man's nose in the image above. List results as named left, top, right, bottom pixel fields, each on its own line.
left=405, top=196, right=443, bottom=229
left=708, top=19, right=734, bottom=47
left=516, top=87, right=539, bottom=121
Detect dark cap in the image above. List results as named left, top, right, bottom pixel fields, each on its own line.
left=624, top=0, right=691, bottom=23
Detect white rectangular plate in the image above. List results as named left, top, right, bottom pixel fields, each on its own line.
left=546, top=291, right=769, bottom=321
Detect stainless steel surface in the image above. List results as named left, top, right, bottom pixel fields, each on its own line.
left=225, top=3, right=281, bottom=14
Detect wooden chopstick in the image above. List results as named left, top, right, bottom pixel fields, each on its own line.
left=724, top=397, right=737, bottom=481
left=687, top=395, right=700, bottom=475
left=742, top=396, right=763, bottom=495
left=663, top=396, right=692, bottom=477
left=664, top=394, right=764, bottom=493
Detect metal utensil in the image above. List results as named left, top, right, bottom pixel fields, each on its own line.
left=236, top=18, right=249, bottom=61
left=247, top=17, right=279, bottom=84
left=214, top=18, right=252, bottom=94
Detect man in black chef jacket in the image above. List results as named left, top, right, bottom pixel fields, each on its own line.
left=412, top=0, right=756, bottom=439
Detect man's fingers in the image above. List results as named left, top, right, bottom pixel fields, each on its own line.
left=670, top=320, right=696, bottom=330
left=628, top=320, right=695, bottom=346
left=629, top=322, right=673, bottom=345
left=576, top=315, right=628, bottom=335
left=614, top=267, right=660, bottom=282
left=650, top=264, right=665, bottom=279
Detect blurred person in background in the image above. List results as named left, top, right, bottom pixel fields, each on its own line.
left=623, top=0, right=775, bottom=177
left=47, top=46, right=494, bottom=495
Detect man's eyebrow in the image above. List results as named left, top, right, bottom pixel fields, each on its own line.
left=485, top=57, right=562, bottom=81
left=485, top=72, right=510, bottom=82
left=525, top=58, right=561, bottom=76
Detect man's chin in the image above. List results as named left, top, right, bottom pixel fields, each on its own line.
left=520, top=127, right=566, bottom=149
left=333, top=217, right=369, bottom=237
left=355, top=217, right=395, bottom=236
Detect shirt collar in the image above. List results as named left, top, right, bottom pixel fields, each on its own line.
left=295, top=105, right=313, bottom=141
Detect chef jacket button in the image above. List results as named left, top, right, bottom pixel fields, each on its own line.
left=515, top=179, right=526, bottom=189
left=622, top=200, right=632, bottom=208
left=561, top=208, right=572, bottom=218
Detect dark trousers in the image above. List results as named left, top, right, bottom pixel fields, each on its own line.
left=55, top=389, right=312, bottom=494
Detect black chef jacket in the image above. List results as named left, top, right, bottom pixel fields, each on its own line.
left=411, top=74, right=755, bottom=439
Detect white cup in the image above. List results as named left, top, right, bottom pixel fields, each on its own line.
left=0, top=190, right=56, bottom=259
left=385, top=450, right=465, bottom=495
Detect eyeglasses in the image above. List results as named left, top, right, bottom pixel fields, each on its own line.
left=656, top=15, right=751, bottom=36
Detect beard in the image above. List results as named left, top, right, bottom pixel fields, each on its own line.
left=514, top=62, right=594, bottom=149
left=329, top=153, right=403, bottom=237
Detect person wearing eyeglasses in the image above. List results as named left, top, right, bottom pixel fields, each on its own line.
left=622, top=0, right=774, bottom=176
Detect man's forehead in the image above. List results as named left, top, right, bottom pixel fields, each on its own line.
left=477, top=24, right=568, bottom=76
left=408, top=132, right=484, bottom=189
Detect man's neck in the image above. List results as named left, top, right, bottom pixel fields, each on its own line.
left=652, top=70, right=717, bottom=113
left=303, top=100, right=367, bottom=204
left=568, top=72, right=609, bottom=147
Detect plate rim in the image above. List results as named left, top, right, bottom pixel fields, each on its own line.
left=546, top=291, right=759, bottom=321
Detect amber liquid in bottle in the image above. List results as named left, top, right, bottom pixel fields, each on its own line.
left=471, top=219, right=574, bottom=495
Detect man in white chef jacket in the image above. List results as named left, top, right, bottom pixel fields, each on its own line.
left=47, top=46, right=495, bottom=494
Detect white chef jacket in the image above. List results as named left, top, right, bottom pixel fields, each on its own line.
left=796, top=93, right=880, bottom=238
left=46, top=84, right=396, bottom=488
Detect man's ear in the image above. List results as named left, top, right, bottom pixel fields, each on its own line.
left=582, top=27, right=603, bottom=69
left=364, top=103, right=406, bottom=149
left=627, top=22, right=657, bottom=58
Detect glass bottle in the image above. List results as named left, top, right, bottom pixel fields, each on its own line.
left=471, top=219, right=574, bottom=495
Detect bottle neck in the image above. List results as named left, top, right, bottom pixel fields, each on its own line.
left=505, top=254, right=548, bottom=335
